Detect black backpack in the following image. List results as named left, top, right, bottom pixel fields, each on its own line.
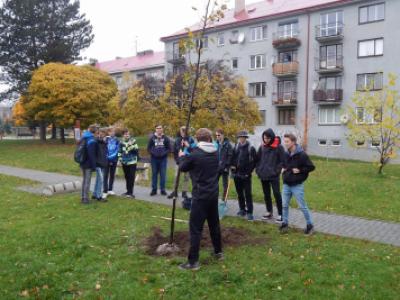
left=74, top=138, right=87, bottom=164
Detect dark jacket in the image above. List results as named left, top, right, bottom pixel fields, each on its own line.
left=231, top=141, right=257, bottom=178
left=179, top=142, right=219, bottom=202
left=80, top=131, right=97, bottom=170
left=96, top=138, right=108, bottom=168
left=214, top=138, right=233, bottom=174
left=256, top=129, right=285, bottom=180
left=282, top=145, right=315, bottom=186
left=147, top=134, right=171, bottom=159
left=173, top=134, right=195, bottom=164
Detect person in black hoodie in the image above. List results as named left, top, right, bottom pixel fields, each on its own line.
left=178, top=128, right=223, bottom=271
left=231, top=130, right=257, bottom=221
left=147, top=125, right=171, bottom=196
left=93, top=128, right=108, bottom=202
left=214, top=128, right=233, bottom=200
left=256, top=129, right=285, bottom=222
left=280, top=133, right=316, bottom=235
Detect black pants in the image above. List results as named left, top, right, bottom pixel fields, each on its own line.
left=234, top=176, right=253, bottom=214
left=122, top=164, right=137, bottom=195
left=103, top=161, right=117, bottom=193
left=188, top=198, right=222, bottom=264
left=218, top=172, right=229, bottom=200
left=261, top=178, right=283, bottom=216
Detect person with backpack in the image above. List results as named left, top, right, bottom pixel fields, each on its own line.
left=214, top=128, right=233, bottom=200
left=147, top=125, right=171, bottom=196
left=168, top=126, right=196, bottom=209
left=93, top=128, right=108, bottom=202
left=103, top=127, right=120, bottom=196
left=118, top=129, right=139, bottom=198
left=78, top=124, right=98, bottom=205
left=256, top=129, right=285, bottom=222
left=280, top=133, right=316, bottom=235
left=231, top=130, right=257, bottom=221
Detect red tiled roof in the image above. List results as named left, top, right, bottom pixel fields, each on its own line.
left=96, top=51, right=165, bottom=74
left=161, top=0, right=351, bottom=41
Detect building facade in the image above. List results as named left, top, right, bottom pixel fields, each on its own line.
left=161, top=0, right=400, bottom=162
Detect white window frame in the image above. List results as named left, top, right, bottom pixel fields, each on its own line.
left=320, top=11, right=343, bottom=37
left=249, top=82, right=266, bottom=97
left=355, top=107, right=381, bottom=125
left=356, top=73, right=383, bottom=91
left=358, top=38, right=384, bottom=57
left=250, top=25, right=267, bottom=42
left=250, top=54, right=266, bottom=70
left=196, top=36, right=208, bottom=49
left=217, top=33, right=225, bottom=46
left=370, top=138, right=382, bottom=148
left=331, top=140, right=342, bottom=147
left=318, top=107, right=341, bottom=125
left=318, top=139, right=328, bottom=146
left=359, top=3, right=385, bottom=24
left=278, top=22, right=299, bottom=39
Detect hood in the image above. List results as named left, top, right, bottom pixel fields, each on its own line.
left=198, top=142, right=217, bottom=153
left=289, top=144, right=304, bottom=156
left=262, top=128, right=275, bottom=145
left=83, top=131, right=94, bottom=139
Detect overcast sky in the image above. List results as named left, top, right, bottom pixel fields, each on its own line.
left=79, top=0, right=260, bottom=62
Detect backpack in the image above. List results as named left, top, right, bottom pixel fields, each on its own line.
left=234, top=142, right=254, bottom=165
left=74, top=138, right=87, bottom=164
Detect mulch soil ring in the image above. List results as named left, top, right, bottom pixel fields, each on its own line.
left=143, top=226, right=268, bottom=257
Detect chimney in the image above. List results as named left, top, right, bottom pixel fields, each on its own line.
left=235, top=0, right=246, bottom=16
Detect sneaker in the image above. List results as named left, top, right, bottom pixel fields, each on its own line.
left=247, top=214, right=254, bottom=221
left=167, top=192, right=176, bottom=199
left=125, top=193, right=135, bottom=199
left=304, top=224, right=314, bottom=235
left=279, top=223, right=289, bottom=234
left=213, top=252, right=224, bottom=261
left=275, top=215, right=283, bottom=223
left=102, top=193, right=108, bottom=199
left=179, top=261, right=200, bottom=271
left=121, top=192, right=130, bottom=197
left=261, top=212, right=273, bottom=221
left=107, top=191, right=115, bottom=196
left=161, top=190, right=168, bottom=196
left=236, top=210, right=246, bottom=217
left=150, top=190, right=157, bottom=196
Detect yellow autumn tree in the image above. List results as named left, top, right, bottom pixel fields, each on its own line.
left=345, top=73, right=400, bottom=174
left=12, top=100, right=27, bottom=126
left=21, top=63, right=117, bottom=141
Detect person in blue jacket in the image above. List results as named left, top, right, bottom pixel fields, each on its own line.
left=80, top=124, right=99, bottom=204
left=103, top=127, right=120, bottom=196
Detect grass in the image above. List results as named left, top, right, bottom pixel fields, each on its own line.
left=0, top=174, right=399, bottom=299
left=0, top=139, right=399, bottom=222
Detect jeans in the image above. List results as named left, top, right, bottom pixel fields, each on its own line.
left=261, top=178, right=283, bottom=216
left=234, top=176, right=253, bottom=214
left=218, top=172, right=229, bottom=200
left=173, top=164, right=190, bottom=193
left=282, top=183, right=313, bottom=225
left=103, top=161, right=117, bottom=193
left=188, top=198, right=222, bottom=264
left=122, top=164, right=137, bottom=195
left=93, top=167, right=104, bottom=199
left=151, top=157, right=167, bottom=192
left=81, top=168, right=93, bottom=202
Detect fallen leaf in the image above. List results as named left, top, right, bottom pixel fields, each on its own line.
left=95, top=283, right=101, bottom=290
left=20, top=290, right=29, bottom=297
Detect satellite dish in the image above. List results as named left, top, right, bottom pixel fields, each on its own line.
left=238, top=32, right=245, bottom=44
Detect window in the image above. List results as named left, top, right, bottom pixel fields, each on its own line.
left=371, top=138, right=381, bottom=147
left=278, top=50, right=298, bottom=63
left=136, top=73, right=145, bottom=80
left=355, top=107, right=382, bottom=124
left=319, top=107, right=341, bottom=125
left=217, top=33, right=225, bottom=46
left=250, top=25, right=267, bottom=41
left=231, top=58, right=238, bottom=70
left=195, top=36, right=208, bottom=49
left=230, top=30, right=239, bottom=43
left=359, top=3, right=385, bottom=24
left=318, top=76, right=342, bottom=90
left=259, top=110, right=266, bottom=125
left=320, top=11, right=344, bottom=37
left=318, top=139, right=327, bottom=146
left=357, top=73, right=383, bottom=91
left=277, top=80, right=296, bottom=100
left=331, top=140, right=341, bottom=146
left=356, top=140, right=365, bottom=147
left=278, top=21, right=299, bottom=38
left=249, top=82, right=266, bottom=97
left=250, top=54, right=266, bottom=69
left=319, top=44, right=342, bottom=68
left=115, top=76, right=122, bottom=85
left=358, top=38, right=383, bottom=57
left=278, top=108, right=295, bottom=125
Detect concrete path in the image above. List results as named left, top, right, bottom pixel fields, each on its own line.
left=0, top=164, right=399, bottom=247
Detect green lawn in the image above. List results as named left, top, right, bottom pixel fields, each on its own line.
left=0, top=139, right=399, bottom=222
left=0, top=174, right=399, bottom=299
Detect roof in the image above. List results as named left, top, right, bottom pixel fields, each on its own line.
left=95, top=51, right=165, bottom=74
left=161, top=0, right=352, bottom=41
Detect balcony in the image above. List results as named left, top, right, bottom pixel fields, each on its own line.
left=315, top=56, right=343, bottom=73
left=272, top=61, right=299, bottom=77
left=167, top=51, right=185, bottom=65
left=313, top=89, right=343, bottom=104
left=272, top=92, right=297, bottom=106
left=272, top=31, right=301, bottom=49
left=315, top=23, right=344, bottom=42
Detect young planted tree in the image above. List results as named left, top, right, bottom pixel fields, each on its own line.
left=345, top=73, right=400, bottom=174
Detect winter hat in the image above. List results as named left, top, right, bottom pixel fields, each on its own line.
left=237, top=130, right=249, bottom=138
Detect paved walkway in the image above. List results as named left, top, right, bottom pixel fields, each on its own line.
left=0, top=164, right=399, bottom=247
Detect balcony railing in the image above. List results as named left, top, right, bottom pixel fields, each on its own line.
left=272, top=61, right=299, bottom=77
left=167, top=51, right=185, bottom=64
left=315, top=23, right=344, bottom=41
left=315, top=55, right=343, bottom=73
left=313, top=89, right=343, bottom=103
left=272, top=30, right=301, bottom=49
left=272, top=91, right=297, bottom=105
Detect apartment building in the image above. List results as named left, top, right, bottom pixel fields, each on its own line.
left=161, top=0, right=400, bottom=162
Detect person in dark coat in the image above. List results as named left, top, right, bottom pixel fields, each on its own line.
left=178, top=128, right=223, bottom=271
left=214, top=128, right=233, bottom=200
left=256, top=129, right=285, bottom=222
left=231, top=130, right=257, bottom=221
left=93, top=128, right=108, bottom=202
left=280, top=133, right=316, bottom=235
left=147, top=125, right=171, bottom=196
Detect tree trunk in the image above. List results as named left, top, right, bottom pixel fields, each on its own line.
left=60, top=128, right=65, bottom=144
left=39, top=122, right=47, bottom=142
left=51, top=123, right=57, bottom=139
